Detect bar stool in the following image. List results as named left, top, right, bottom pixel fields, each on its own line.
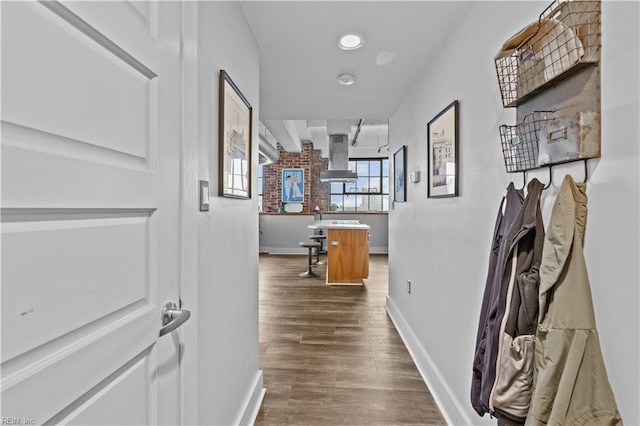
left=308, top=235, right=326, bottom=265
left=299, top=241, right=321, bottom=278
left=317, top=229, right=327, bottom=254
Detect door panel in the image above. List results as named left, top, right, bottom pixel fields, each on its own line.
left=63, top=354, right=152, bottom=426
left=2, top=1, right=155, bottom=161
left=1, top=211, right=152, bottom=360
left=2, top=314, right=156, bottom=424
left=0, top=133, right=156, bottom=207
left=1, top=1, right=182, bottom=424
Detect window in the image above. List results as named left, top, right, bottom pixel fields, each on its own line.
left=257, top=164, right=264, bottom=212
left=330, top=158, right=389, bottom=212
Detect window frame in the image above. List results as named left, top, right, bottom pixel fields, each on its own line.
left=329, top=157, right=389, bottom=212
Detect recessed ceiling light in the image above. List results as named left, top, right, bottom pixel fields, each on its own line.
left=337, top=73, right=355, bottom=86
left=338, top=32, right=366, bottom=50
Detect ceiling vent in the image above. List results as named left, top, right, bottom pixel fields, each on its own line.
left=320, top=134, right=357, bottom=182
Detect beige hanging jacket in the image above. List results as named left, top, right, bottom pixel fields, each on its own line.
left=525, top=175, right=622, bottom=426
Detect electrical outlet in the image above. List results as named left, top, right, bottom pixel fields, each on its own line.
left=407, top=280, right=411, bottom=294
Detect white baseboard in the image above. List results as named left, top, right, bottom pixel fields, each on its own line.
left=236, top=370, right=265, bottom=426
left=385, top=296, right=471, bottom=426
left=258, top=248, right=389, bottom=255
left=260, top=248, right=306, bottom=255
left=369, top=247, right=388, bottom=254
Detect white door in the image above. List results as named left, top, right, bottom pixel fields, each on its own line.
left=1, top=1, right=186, bottom=424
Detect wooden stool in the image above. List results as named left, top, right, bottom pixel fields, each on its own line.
left=299, top=242, right=321, bottom=278
left=308, top=235, right=327, bottom=265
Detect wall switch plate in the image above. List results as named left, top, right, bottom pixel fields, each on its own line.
left=199, top=180, right=210, bottom=211
left=409, top=171, right=421, bottom=183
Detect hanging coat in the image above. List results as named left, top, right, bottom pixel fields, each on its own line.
left=472, top=182, right=524, bottom=417
left=526, top=175, right=622, bottom=426
left=490, top=178, right=545, bottom=424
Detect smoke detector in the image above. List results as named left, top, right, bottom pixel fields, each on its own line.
left=337, top=73, right=355, bottom=86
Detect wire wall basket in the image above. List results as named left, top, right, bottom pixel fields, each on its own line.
left=495, top=0, right=601, bottom=107
left=499, top=111, right=553, bottom=173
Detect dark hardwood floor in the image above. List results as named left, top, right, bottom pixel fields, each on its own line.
left=256, top=253, right=446, bottom=425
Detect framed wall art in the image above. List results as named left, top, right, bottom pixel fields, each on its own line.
left=219, top=69, right=252, bottom=199
left=281, top=168, right=304, bottom=203
left=393, top=145, right=406, bottom=202
left=428, top=100, right=459, bottom=198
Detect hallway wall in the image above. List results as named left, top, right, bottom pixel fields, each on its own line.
left=194, top=2, right=263, bottom=424
left=387, top=2, right=639, bottom=425
left=259, top=213, right=388, bottom=254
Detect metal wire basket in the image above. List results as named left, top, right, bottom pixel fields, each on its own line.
left=499, top=111, right=554, bottom=172
left=495, top=0, right=601, bottom=107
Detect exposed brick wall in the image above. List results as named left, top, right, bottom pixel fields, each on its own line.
left=262, top=141, right=329, bottom=213
left=309, top=143, right=330, bottom=211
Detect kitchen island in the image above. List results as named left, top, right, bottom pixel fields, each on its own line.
left=308, top=220, right=370, bottom=285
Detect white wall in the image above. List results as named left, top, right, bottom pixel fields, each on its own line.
left=259, top=213, right=388, bottom=254
left=387, top=2, right=639, bottom=425
left=194, top=2, right=263, bottom=424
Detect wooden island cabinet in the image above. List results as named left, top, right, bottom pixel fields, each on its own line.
left=308, top=220, right=370, bottom=286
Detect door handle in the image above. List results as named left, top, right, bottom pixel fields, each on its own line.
left=159, top=301, right=191, bottom=337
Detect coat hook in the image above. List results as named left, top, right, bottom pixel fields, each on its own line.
left=543, top=165, right=553, bottom=190
left=520, top=170, right=527, bottom=190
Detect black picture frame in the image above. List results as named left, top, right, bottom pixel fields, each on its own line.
left=393, top=145, right=406, bottom=202
left=428, top=100, right=459, bottom=198
left=219, top=70, right=252, bottom=199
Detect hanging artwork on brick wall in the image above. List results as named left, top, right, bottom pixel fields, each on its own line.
left=281, top=168, right=304, bottom=203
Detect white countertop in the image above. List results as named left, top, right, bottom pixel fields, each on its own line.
left=308, top=219, right=371, bottom=230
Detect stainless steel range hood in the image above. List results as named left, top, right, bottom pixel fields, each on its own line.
left=320, top=169, right=358, bottom=182
left=320, top=134, right=357, bottom=182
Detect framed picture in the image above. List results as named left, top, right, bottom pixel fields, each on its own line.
left=393, top=146, right=406, bottom=202
left=428, top=100, right=459, bottom=198
left=219, top=70, right=252, bottom=199
left=281, top=168, right=304, bottom=203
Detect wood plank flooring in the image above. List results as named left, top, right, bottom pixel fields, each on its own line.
left=256, top=254, right=446, bottom=425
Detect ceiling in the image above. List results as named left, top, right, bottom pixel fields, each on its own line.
left=239, top=1, right=471, bottom=154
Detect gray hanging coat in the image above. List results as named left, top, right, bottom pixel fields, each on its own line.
left=472, top=182, right=524, bottom=417
left=490, top=178, right=545, bottom=424
left=526, top=176, right=622, bottom=426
